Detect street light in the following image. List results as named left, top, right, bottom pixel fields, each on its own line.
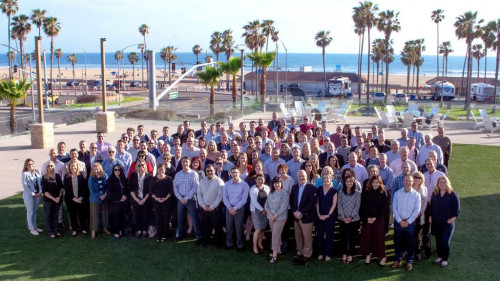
left=117, top=44, right=139, bottom=107
left=234, top=45, right=246, bottom=113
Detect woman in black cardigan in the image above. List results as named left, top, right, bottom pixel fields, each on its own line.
left=128, top=161, right=153, bottom=237
left=107, top=164, right=129, bottom=238
left=64, top=162, right=89, bottom=236
left=150, top=163, right=175, bottom=241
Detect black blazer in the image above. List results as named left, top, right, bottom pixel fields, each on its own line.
left=170, top=157, right=183, bottom=173
left=202, top=159, right=215, bottom=171
left=63, top=174, right=88, bottom=203
left=217, top=143, right=231, bottom=152
left=128, top=172, right=153, bottom=199
left=289, top=183, right=317, bottom=224
left=107, top=175, right=129, bottom=202
left=216, top=170, right=230, bottom=182
left=318, top=152, right=345, bottom=168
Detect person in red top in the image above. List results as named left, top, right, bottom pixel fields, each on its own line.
left=299, top=116, right=313, bottom=134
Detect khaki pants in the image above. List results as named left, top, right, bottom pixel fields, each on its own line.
left=294, top=220, right=314, bottom=258
left=90, top=202, right=109, bottom=232
left=269, top=219, right=286, bottom=252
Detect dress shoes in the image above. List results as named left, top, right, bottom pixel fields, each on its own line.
left=391, top=261, right=400, bottom=269
left=406, top=263, right=413, bottom=271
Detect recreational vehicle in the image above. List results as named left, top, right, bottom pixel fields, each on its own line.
left=425, top=81, right=456, bottom=101
left=472, top=83, right=498, bottom=102
left=327, top=77, right=352, bottom=98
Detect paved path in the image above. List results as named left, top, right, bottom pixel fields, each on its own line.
left=1, top=112, right=498, bottom=201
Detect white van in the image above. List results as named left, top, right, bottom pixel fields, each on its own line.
left=472, top=83, right=498, bottom=102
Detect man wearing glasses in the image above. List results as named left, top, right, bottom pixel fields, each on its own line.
left=197, top=164, right=225, bottom=248
left=127, top=137, right=141, bottom=160
left=101, top=147, right=126, bottom=177
left=173, top=157, right=202, bottom=243
left=299, top=116, right=313, bottom=134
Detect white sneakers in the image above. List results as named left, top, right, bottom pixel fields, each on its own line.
left=30, top=230, right=39, bottom=236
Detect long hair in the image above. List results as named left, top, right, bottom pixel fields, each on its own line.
left=90, top=162, right=104, bottom=178
left=342, top=175, right=356, bottom=195
left=270, top=176, right=282, bottom=193
left=366, top=175, right=385, bottom=193
left=301, top=160, right=318, bottom=181
left=44, top=161, right=55, bottom=176
left=327, top=155, right=340, bottom=169
left=23, top=158, right=34, bottom=172
left=68, top=161, right=80, bottom=176
left=433, top=175, right=453, bottom=195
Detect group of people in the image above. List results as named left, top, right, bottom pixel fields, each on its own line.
left=21, top=113, right=459, bottom=269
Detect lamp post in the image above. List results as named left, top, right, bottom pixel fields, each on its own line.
left=117, top=44, right=138, bottom=107
left=280, top=41, right=288, bottom=107
left=100, top=38, right=107, bottom=112
left=234, top=45, right=246, bottom=114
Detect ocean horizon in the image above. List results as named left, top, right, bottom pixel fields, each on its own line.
left=1, top=52, right=497, bottom=78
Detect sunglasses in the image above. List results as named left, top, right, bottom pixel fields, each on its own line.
left=91, top=147, right=97, bottom=149
left=413, top=177, right=422, bottom=179
left=137, top=165, right=145, bottom=168
left=114, top=169, right=121, bottom=172
left=133, top=139, right=140, bottom=142
left=108, top=151, right=115, bottom=153
left=216, top=163, right=223, bottom=165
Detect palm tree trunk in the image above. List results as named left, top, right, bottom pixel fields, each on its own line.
left=210, top=85, right=215, bottom=116
left=442, top=54, right=445, bottom=77
left=322, top=48, right=326, bottom=90
left=416, top=65, right=420, bottom=95
left=359, top=33, right=365, bottom=104
left=384, top=42, right=389, bottom=104
left=8, top=16, right=12, bottom=79
left=460, top=49, right=467, bottom=102
left=19, top=40, right=25, bottom=76
left=466, top=44, right=473, bottom=118
left=164, top=61, right=167, bottom=85
left=261, top=68, right=267, bottom=111
left=376, top=62, right=380, bottom=90
left=366, top=28, right=371, bottom=107
left=484, top=49, right=488, bottom=83
left=232, top=74, right=237, bottom=108
left=132, top=64, right=135, bottom=83
left=10, top=104, right=16, bottom=134
left=141, top=50, right=144, bottom=89
left=477, top=57, right=480, bottom=78
left=57, top=58, right=61, bottom=90
left=436, top=23, right=440, bottom=82
left=168, top=60, right=172, bottom=85
left=72, top=64, right=75, bottom=80
left=50, top=38, right=55, bottom=106
left=406, top=65, right=410, bottom=93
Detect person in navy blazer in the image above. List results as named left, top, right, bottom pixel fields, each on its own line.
left=289, top=170, right=317, bottom=265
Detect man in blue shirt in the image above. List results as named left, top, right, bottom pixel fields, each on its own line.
left=223, top=167, right=249, bottom=251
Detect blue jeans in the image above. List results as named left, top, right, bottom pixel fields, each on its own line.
left=433, top=222, right=455, bottom=261
left=176, top=199, right=201, bottom=239
left=394, top=221, right=417, bottom=263
left=23, top=193, right=41, bottom=231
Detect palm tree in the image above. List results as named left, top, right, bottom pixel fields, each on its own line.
left=127, top=52, right=139, bottom=84
left=439, top=41, right=453, bottom=77
left=192, top=44, right=202, bottom=64
left=205, top=55, right=213, bottom=63
left=472, top=44, right=484, bottom=78
left=11, top=14, right=31, bottom=75
left=114, top=50, right=123, bottom=88
left=401, top=41, right=413, bottom=93
left=488, top=19, right=500, bottom=112
left=1, top=0, right=19, bottom=79
left=138, top=43, right=145, bottom=88
left=414, top=39, right=425, bottom=95
left=43, top=17, right=61, bottom=95
left=30, top=9, right=45, bottom=37
left=353, top=22, right=365, bottom=103
left=371, top=38, right=385, bottom=90
left=431, top=9, right=445, bottom=81
left=480, top=24, right=495, bottom=82
left=222, top=29, right=234, bottom=91
left=138, top=24, right=149, bottom=89
left=454, top=11, right=483, bottom=117
left=196, top=66, right=223, bottom=116
left=0, top=78, right=32, bottom=133
left=159, top=46, right=177, bottom=85
left=219, top=56, right=242, bottom=108
left=314, top=30, right=333, bottom=91
left=354, top=1, right=378, bottom=106
left=6, top=50, right=15, bottom=66
left=67, top=54, right=78, bottom=80
left=248, top=52, right=275, bottom=111
left=55, top=48, right=63, bottom=89
left=242, top=20, right=263, bottom=95
left=210, top=31, right=223, bottom=64
left=377, top=10, right=401, bottom=103
left=261, top=19, right=277, bottom=52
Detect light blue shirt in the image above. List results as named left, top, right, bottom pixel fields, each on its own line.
left=101, top=158, right=126, bottom=178
left=223, top=180, right=249, bottom=210
left=287, top=158, right=304, bottom=184
left=115, top=150, right=132, bottom=175
left=297, top=185, right=305, bottom=207
left=393, top=187, right=421, bottom=224
left=263, top=158, right=286, bottom=179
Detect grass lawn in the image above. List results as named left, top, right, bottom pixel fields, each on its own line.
left=1, top=144, right=498, bottom=280
left=67, top=97, right=145, bottom=108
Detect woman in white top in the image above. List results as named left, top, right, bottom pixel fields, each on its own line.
left=249, top=174, right=270, bottom=254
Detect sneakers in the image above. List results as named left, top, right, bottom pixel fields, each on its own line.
left=30, top=230, right=39, bottom=236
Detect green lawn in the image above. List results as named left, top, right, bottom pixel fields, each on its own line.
left=0, top=144, right=498, bottom=280
left=67, top=97, right=145, bottom=108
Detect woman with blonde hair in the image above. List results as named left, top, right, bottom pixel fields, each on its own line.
left=206, top=140, right=220, bottom=162
left=88, top=162, right=109, bottom=239
left=310, top=138, right=323, bottom=155
left=301, top=142, right=311, bottom=161
left=128, top=160, right=153, bottom=238
left=430, top=176, right=460, bottom=267
left=64, top=161, right=89, bottom=236
left=42, top=161, right=64, bottom=238
left=21, top=158, right=43, bottom=236
left=411, top=171, right=428, bottom=260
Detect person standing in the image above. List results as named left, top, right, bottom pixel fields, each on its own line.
left=88, top=163, right=109, bottom=239
left=360, top=175, right=388, bottom=266
left=223, top=167, right=249, bottom=252
left=392, top=175, right=421, bottom=271
left=315, top=167, right=338, bottom=262
left=430, top=176, right=460, bottom=267
left=107, top=164, right=129, bottom=239
left=129, top=161, right=153, bottom=238
left=432, top=127, right=452, bottom=168
left=173, top=157, right=202, bottom=243
left=21, top=159, right=43, bottom=236
left=265, top=176, right=289, bottom=263
left=249, top=174, right=270, bottom=254
left=197, top=164, right=225, bottom=248
left=150, top=164, right=175, bottom=242
left=41, top=161, right=64, bottom=239
left=64, top=162, right=89, bottom=237
left=337, top=175, right=361, bottom=264
left=290, top=170, right=317, bottom=266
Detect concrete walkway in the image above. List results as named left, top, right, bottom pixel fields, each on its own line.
left=1, top=112, right=498, bottom=201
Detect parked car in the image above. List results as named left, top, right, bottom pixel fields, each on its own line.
left=66, top=80, right=79, bottom=87
left=372, top=92, right=386, bottom=102
left=42, top=92, right=59, bottom=104
left=394, top=93, right=409, bottom=103
left=130, top=81, right=141, bottom=87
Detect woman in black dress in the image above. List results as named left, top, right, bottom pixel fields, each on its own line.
left=150, top=163, right=174, bottom=241
left=128, top=160, right=153, bottom=237
left=107, top=164, right=129, bottom=238
left=64, top=162, right=89, bottom=236
left=41, top=161, right=64, bottom=238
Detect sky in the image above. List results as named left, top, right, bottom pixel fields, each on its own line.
left=1, top=0, right=498, bottom=57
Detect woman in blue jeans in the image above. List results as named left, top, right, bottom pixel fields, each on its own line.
left=430, top=176, right=460, bottom=267
left=21, top=159, right=43, bottom=236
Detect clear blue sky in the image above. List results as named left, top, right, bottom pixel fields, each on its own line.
left=1, top=0, right=498, bottom=57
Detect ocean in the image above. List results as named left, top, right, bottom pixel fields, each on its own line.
left=1, top=52, right=497, bottom=77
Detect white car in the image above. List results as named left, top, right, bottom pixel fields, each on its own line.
left=372, top=92, right=386, bottom=102
left=394, top=93, right=409, bottom=103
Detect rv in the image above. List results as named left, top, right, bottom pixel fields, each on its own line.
left=327, top=77, right=352, bottom=98
left=472, top=83, right=498, bottom=102
left=425, top=81, right=456, bottom=101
